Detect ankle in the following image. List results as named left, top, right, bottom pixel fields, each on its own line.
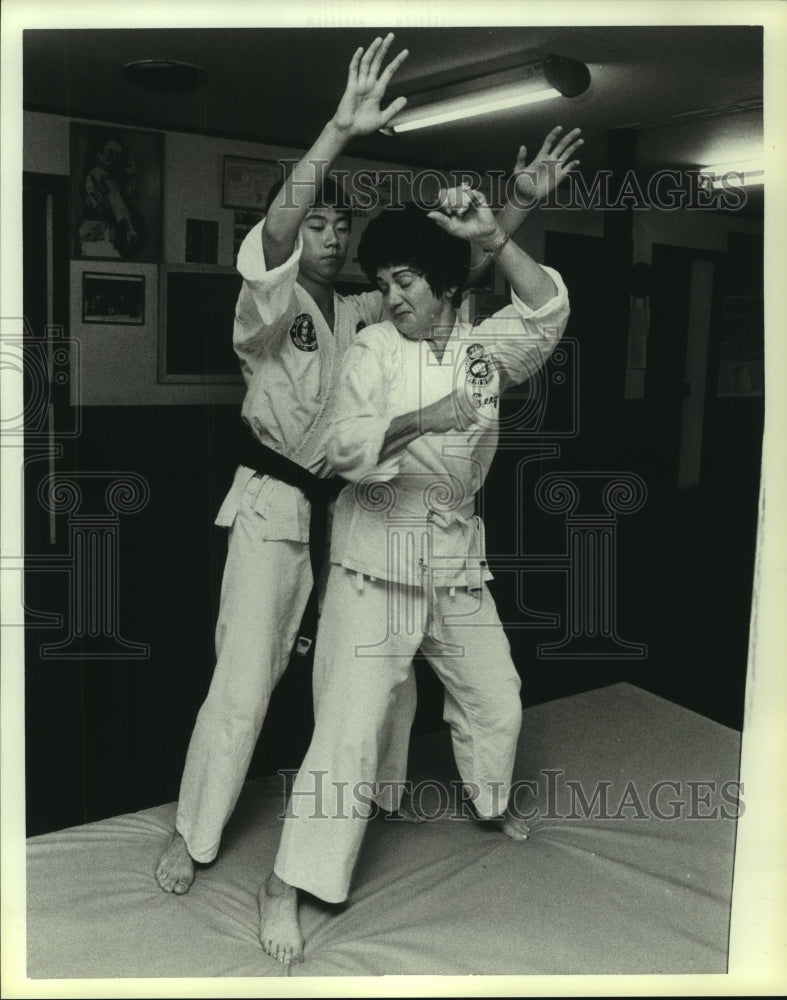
left=266, top=871, right=293, bottom=897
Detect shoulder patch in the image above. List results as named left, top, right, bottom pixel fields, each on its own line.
left=465, top=344, right=493, bottom=386
left=289, top=313, right=318, bottom=352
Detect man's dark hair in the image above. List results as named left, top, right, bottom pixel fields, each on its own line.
left=358, top=202, right=470, bottom=308
left=264, top=174, right=351, bottom=220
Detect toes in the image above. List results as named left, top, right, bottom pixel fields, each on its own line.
left=261, top=937, right=302, bottom=964
left=156, top=868, right=174, bottom=892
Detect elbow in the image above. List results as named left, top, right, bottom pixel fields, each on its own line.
left=326, top=437, right=374, bottom=482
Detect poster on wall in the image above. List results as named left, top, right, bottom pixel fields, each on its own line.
left=222, top=155, right=281, bottom=211
left=82, top=271, right=145, bottom=324
left=158, top=264, right=243, bottom=383
left=70, top=123, right=163, bottom=262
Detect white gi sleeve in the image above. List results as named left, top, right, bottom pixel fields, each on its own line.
left=480, top=265, right=570, bottom=389
left=325, top=326, right=399, bottom=483
left=232, top=219, right=303, bottom=380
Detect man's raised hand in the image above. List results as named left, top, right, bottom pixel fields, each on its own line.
left=332, top=33, right=408, bottom=138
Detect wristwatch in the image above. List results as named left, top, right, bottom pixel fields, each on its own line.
left=481, top=230, right=511, bottom=257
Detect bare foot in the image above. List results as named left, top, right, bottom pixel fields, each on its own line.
left=259, top=871, right=303, bottom=964
left=385, top=787, right=427, bottom=824
left=155, top=832, right=196, bottom=894
left=501, top=807, right=530, bottom=841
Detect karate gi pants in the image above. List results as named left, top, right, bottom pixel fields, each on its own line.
left=273, top=566, right=523, bottom=903
left=175, top=493, right=417, bottom=863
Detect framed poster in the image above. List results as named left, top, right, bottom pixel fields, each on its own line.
left=158, top=263, right=243, bottom=384
left=82, top=271, right=145, bottom=325
left=222, top=155, right=282, bottom=211
left=185, top=218, right=219, bottom=264
left=70, top=123, right=163, bottom=262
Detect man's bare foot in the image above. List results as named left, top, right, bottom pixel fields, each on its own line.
left=155, top=832, right=196, bottom=894
left=259, top=871, right=304, bottom=964
left=501, top=807, right=530, bottom=841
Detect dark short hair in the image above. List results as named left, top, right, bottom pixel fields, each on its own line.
left=264, top=174, right=351, bottom=221
left=358, top=203, right=470, bottom=308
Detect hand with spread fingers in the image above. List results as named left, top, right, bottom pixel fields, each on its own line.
left=427, top=185, right=500, bottom=244
left=510, top=125, right=583, bottom=203
left=332, top=33, right=409, bottom=137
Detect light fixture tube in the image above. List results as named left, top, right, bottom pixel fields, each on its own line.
left=699, top=158, right=764, bottom=188
left=390, top=86, right=561, bottom=133
left=385, top=55, right=589, bottom=134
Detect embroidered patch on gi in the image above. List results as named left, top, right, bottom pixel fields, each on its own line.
left=465, top=343, right=492, bottom=386
left=289, top=313, right=318, bottom=352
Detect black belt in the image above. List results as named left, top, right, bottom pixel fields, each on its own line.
left=238, top=429, right=346, bottom=656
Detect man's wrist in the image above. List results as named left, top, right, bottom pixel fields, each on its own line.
left=327, top=116, right=355, bottom=140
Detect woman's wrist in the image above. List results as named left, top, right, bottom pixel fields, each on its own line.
left=477, top=228, right=511, bottom=257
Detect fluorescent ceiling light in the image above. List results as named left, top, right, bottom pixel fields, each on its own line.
left=700, top=158, right=764, bottom=188
left=391, top=87, right=561, bottom=133
left=386, top=55, right=590, bottom=134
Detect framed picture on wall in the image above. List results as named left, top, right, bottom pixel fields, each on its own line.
left=158, top=263, right=244, bottom=384
left=70, top=123, right=163, bottom=262
left=82, top=271, right=145, bottom=325
left=222, top=156, right=282, bottom=211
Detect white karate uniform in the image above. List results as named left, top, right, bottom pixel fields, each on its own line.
left=175, top=221, right=417, bottom=863
left=274, top=269, right=570, bottom=902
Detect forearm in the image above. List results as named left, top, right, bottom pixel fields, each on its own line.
left=379, top=393, right=463, bottom=462
left=466, top=200, right=533, bottom=280
left=378, top=409, right=426, bottom=463
left=487, top=230, right=557, bottom=312
left=262, top=118, right=353, bottom=266
left=332, top=390, right=473, bottom=477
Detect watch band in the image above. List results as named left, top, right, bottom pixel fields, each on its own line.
left=481, top=230, right=511, bottom=257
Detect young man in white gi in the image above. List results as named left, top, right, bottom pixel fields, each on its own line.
left=156, top=31, right=582, bottom=897
left=259, top=188, right=571, bottom=962
left=155, top=33, right=416, bottom=895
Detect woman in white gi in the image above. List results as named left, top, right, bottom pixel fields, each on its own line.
left=259, top=189, right=571, bottom=962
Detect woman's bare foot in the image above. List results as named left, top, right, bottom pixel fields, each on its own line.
left=259, top=871, right=304, bottom=964
left=501, top=806, right=530, bottom=841
left=155, top=832, right=196, bottom=894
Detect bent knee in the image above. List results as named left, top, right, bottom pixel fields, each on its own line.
left=497, top=693, right=522, bottom=733
left=200, top=680, right=271, bottom=732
